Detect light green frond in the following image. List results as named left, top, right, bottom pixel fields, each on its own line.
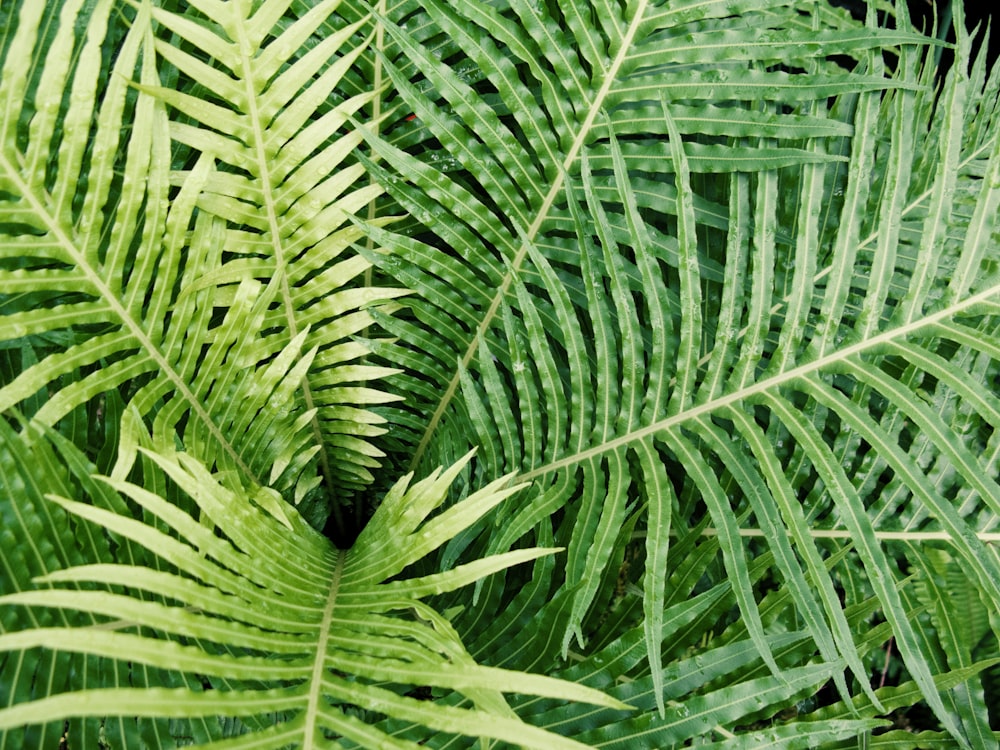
left=0, top=2, right=330, bottom=506
left=3, top=0, right=1000, bottom=747
left=141, top=0, right=408, bottom=510
left=0, top=436, right=624, bottom=748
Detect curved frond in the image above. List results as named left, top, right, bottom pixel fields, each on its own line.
left=0, top=4, right=301, bottom=498
left=0, top=0, right=406, bottom=524
left=3, top=0, right=1000, bottom=746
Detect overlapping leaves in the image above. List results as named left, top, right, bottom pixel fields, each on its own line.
left=358, top=0, right=1000, bottom=744
left=2, top=0, right=1000, bottom=746
left=0, top=0, right=403, bottom=518
left=143, top=0, right=411, bottom=507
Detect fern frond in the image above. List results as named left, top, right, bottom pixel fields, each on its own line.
left=4, top=0, right=1000, bottom=746
left=0, top=2, right=327, bottom=503
left=141, top=0, right=410, bottom=514
left=0, top=419, right=167, bottom=749
left=0, top=436, right=625, bottom=748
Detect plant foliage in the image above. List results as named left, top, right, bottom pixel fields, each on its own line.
left=1, top=0, right=999, bottom=747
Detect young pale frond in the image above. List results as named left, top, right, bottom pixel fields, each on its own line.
left=142, top=0, right=410, bottom=515
left=0, top=432, right=626, bottom=749
left=358, top=0, right=1000, bottom=744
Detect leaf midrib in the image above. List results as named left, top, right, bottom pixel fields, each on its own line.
left=521, top=280, right=1000, bottom=482
left=407, top=0, right=651, bottom=470
left=234, top=11, right=335, bottom=505
left=302, top=548, right=344, bottom=747
left=0, top=150, right=257, bottom=483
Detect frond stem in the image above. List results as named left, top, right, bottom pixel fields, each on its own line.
left=521, top=280, right=1000, bottom=482
left=700, top=528, right=1000, bottom=543
left=358, top=2, right=387, bottom=531
left=234, top=14, right=340, bottom=529
left=363, top=0, right=387, bottom=279
left=407, top=0, right=651, bottom=471
left=303, top=549, right=344, bottom=746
